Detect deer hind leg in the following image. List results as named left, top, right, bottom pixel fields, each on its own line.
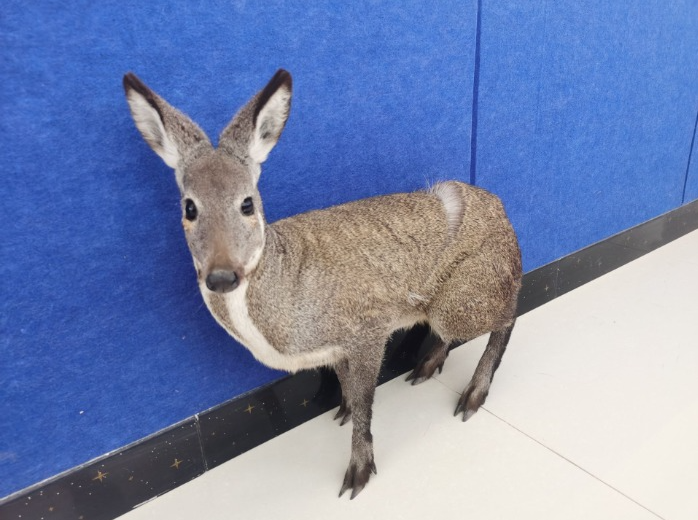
left=454, top=321, right=515, bottom=421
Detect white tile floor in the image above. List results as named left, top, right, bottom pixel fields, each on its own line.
left=121, top=230, right=698, bottom=520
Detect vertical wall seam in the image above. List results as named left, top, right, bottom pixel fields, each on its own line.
left=682, top=109, right=698, bottom=204
left=469, top=0, right=482, bottom=186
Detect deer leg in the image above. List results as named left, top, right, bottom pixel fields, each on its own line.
left=338, top=343, right=384, bottom=500
left=455, top=321, right=515, bottom=421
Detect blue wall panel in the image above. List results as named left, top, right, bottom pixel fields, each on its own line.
left=0, top=1, right=476, bottom=496
left=475, top=1, right=698, bottom=271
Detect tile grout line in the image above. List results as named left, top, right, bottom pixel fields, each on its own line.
left=481, top=408, right=666, bottom=520
left=429, top=373, right=462, bottom=396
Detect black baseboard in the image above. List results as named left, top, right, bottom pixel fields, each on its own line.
left=2, top=198, right=697, bottom=520
left=517, top=199, right=698, bottom=315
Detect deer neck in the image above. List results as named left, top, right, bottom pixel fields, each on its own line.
left=247, top=224, right=290, bottom=287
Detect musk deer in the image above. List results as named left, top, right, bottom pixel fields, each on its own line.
left=123, top=69, right=522, bottom=499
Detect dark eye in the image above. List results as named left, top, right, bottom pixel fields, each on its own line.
left=241, top=197, right=254, bottom=216
left=184, top=199, right=198, bottom=221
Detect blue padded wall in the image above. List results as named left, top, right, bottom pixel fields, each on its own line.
left=475, top=1, right=698, bottom=270
left=0, top=1, right=476, bottom=496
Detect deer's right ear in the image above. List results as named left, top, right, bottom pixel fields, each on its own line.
left=123, top=73, right=210, bottom=169
left=219, top=69, right=292, bottom=169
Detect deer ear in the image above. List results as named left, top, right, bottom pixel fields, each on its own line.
left=123, top=73, right=211, bottom=169
left=219, top=69, right=292, bottom=166
left=249, top=69, right=293, bottom=163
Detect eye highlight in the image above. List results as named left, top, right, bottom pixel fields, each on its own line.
left=241, top=197, right=254, bottom=216
left=184, top=199, right=198, bottom=221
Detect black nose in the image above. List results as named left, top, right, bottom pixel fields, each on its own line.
left=205, top=270, right=239, bottom=293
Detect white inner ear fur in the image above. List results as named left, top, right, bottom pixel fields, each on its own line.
left=127, top=91, right=180, bottom=169
left=249, top=86, right=291, bottom=164
left=249, top=163, right=262, bottom=185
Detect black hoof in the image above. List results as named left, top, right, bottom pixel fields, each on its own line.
left=454, top=383, right=488, bottom=421
left=338, top=460, right=377, bottom=500
left=405, top=359, right=445, bottom=386
left=333, top=398, right=352, bottom=426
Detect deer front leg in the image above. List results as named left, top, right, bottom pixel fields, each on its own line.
left=337, top=345, right=383, bottom=499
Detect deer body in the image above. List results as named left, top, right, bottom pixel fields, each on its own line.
left=206, top=186, right=518, bottom=371
left=124, top=69, right=522, bottom=499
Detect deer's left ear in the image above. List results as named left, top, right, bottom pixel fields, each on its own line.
left=219, top=69, right=293, bottom=167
